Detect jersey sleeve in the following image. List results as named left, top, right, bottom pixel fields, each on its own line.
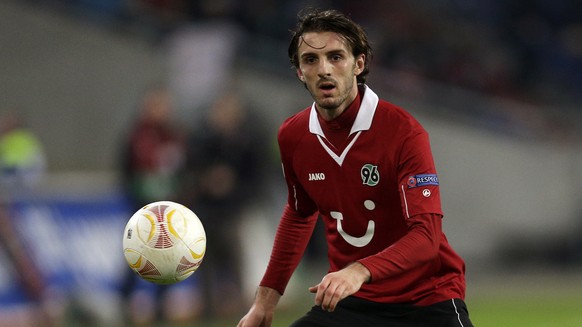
left=358, top=213, right=442, bottom=282
left=259, top=205, right=318, bottom=294
left=397, top=131, right=443, bottom=218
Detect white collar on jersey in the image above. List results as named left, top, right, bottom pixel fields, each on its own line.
left=308, top=85, right=379, bottom=166
left=308, top=84, right=379, bottom=137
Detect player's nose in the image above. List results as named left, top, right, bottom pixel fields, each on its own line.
left=316, top=59, right=333, bottom=77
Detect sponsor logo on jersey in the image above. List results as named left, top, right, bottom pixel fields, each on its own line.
left=361, top=164, right=379, bottom=186
left=407, top=174, right=439, bottom=188
left=308, top=172, right=326, bottom=181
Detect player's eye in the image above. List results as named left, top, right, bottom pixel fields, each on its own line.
left=330, top=54, right=343, bottom=61
left=303, top=56, right=317, bottom=64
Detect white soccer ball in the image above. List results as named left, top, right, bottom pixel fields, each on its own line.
left=122, top=201, right=206, bottom=284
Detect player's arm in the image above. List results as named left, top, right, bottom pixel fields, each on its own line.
left=240, top=141, right=318, bottom=326
left=359, top=130, right=444, bottom=280
left=259, top=127, right=319, bottom=294
left=358, top=212, right=441, bottom=280
left=238, top=205, right=317, bottom=327
left=239, top=121, right=319, bottom=325
left=260, top=204, right=318, bottom=294
left=308, top=213, right=440, bottom=312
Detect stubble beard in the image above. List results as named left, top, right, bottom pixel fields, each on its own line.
left=313, top=77, right=355, bottom=113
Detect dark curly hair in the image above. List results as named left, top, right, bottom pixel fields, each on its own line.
left=288, top=8, right=373, bottom=84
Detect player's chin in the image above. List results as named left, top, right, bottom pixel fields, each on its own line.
left=316, top=99, right=341, bottom=111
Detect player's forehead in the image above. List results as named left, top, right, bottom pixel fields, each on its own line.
left=298, top=31, right=351, bottom=56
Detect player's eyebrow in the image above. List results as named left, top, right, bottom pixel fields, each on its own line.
left=299, top=48, right=347, bottom=60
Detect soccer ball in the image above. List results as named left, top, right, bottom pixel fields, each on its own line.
left=122, top=201, right=206, bottom=284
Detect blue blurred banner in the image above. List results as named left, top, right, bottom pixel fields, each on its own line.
left=0, top=193, right=131, bottom=306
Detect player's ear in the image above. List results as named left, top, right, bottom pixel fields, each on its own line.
left=296, top=68, right=305, bottom=82
left=355, top=54, right=365, bottom=76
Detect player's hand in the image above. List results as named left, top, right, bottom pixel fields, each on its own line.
left=237, top=306, right=274, bottom=327
left=238, top=286, right=281, bottom=327
left=308, top=262, right=370, bottom=312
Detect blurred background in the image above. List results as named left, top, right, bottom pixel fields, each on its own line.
left=1, top=0, right=581, bottom=326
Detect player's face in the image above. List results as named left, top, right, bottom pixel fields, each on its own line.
left=296, top=31, right=365, bottom=120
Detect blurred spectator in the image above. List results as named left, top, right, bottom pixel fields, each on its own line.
left=0, top=112, right=53, bottom=327
left=120, top=85, right=185, bottom=211
left=118, top=85, right=192, bottom=325
left=0, top=112, right=46, bottom=193
left=181, top=90, right=268, bottom=318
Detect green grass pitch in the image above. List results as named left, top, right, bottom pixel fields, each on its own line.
left=194, top=272, right=582, bottom=327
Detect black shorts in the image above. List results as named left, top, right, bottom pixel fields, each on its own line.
left=290, top=297, right=474, bottom=327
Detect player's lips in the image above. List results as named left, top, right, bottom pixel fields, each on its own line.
left=318, top=81, right=336, bottom=94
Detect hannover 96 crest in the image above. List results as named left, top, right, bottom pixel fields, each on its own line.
left=361, top=164, right=379, bottom=186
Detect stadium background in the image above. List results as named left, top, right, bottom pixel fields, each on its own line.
left=1, top=0, right=581, bottom=326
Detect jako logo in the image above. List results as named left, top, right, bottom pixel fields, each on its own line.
left=308, top=173, right=325, bottom=181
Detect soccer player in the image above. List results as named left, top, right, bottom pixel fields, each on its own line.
left=238, top=8, right=473, bottom=327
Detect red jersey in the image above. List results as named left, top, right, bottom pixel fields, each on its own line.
left=260, top=86, right=466, bottom=306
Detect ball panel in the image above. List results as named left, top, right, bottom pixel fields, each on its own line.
left=187, top=237, right=206, bottom=260
left=138, top=211, right=156, bottom=244
left=167, top=207, right=188, bottom=239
